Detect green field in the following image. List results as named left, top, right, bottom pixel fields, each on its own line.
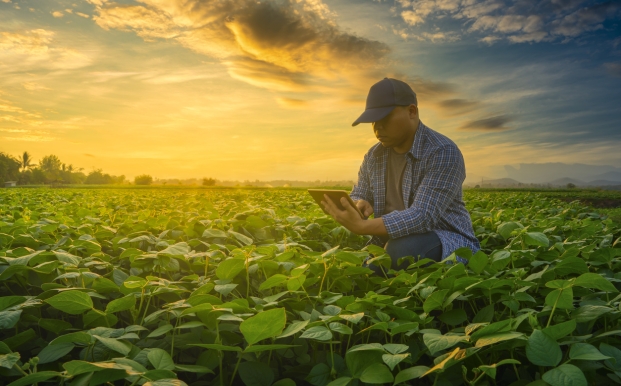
left=1, top=188, right=620, bottom=386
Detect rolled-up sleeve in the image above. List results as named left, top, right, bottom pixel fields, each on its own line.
left=381, top=145, right=465, bottom=239
left=350, top=152, right=374, bottom=205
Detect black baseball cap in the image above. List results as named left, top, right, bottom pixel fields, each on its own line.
left=352, top=78, right=418, bottom=126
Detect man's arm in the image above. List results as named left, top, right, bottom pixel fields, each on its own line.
left=349, top=152, right=374, bottom=205
left=380, top=145, right=465, bottom=239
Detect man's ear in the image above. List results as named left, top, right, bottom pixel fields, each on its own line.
left=408, top=104, right=418, bottom=118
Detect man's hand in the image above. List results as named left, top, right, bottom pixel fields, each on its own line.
left=321, top=194, right=388, bottom=237
left=355, top=199, right=373, bottom=218
left=321, top=194, right=365, bottom=234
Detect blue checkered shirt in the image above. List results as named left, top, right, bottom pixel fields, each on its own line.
left=350, top=121, right=480, bottom=263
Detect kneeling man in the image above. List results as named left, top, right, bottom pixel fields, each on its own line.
left=321, top=78, right=480, bottom=273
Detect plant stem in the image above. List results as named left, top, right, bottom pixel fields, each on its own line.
left=229, top=352, right=243, bottom=386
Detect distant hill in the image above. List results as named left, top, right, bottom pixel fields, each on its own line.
left=589, top=171, right=621, bottom=183
left=549, top=178, right=586, bottom=186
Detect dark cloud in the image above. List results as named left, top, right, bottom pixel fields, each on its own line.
left=433, top=98, right=481, bottom=116
left=94, top=0, right=390, bottom=93
left=84, top=153, right=95, bottom=157
left=403, top=76, right=457, bottom=100
left=459, top=115, right=514, bottom=130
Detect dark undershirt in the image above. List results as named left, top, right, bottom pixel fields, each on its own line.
left=384, top=147, right=407, bottom=215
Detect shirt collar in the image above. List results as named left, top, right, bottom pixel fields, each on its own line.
left=373, top=120, right=426, bottom=160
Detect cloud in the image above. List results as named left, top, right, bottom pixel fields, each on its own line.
left=551, top=2, right=621, bottom=37
left=84, top=153, right=96, bottom=157
left=604, top=62, right=621, bottom=77
left=52, top=11, right=64, bottom=18
left=431, top=98, right=481, bottom=116
left=22, top=82, right=50, bottom=91
left=276, top=97, right=311, bottom=108
left=76, top=12, right=90, bottom=18
left=459, top=114, right=513, bottom=130
left=395, top=0, right=621, bottom=44
left=88, top=0, right=390, bottom=94
left=0, top=29, right=92, bottom=70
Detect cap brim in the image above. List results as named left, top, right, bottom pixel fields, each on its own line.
left=351, top=106, right=395, bottom=126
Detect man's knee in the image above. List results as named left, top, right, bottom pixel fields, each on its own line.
left=384, top=232, right=442, bottom=261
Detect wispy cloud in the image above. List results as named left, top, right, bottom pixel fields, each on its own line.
left=395, top=0, right=621, bottom=44
left=0, top=29, right=92, bottom=71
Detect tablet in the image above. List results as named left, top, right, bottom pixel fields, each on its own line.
left=307, top=189, right=365, bottom=219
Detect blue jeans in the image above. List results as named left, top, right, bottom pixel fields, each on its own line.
left=367, top=231, right=443, bottom=275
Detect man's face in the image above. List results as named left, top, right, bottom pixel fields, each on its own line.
left=372, top=105, right=416, bottom=148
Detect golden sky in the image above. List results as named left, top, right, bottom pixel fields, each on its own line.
left=1, top=0, right=621, bottom=182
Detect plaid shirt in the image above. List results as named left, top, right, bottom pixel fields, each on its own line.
left=350, top=121, right=480, bottom=263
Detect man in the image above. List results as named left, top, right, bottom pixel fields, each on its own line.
left=321, top=78, right=480, bottom=272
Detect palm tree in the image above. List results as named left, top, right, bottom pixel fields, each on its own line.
left=20, top=151, right=34, bottom=172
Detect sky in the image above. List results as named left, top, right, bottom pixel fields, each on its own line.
left=1, top=0, right=621, bottom=183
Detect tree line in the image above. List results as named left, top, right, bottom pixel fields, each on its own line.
left=0, top=151, right=127, bottom=185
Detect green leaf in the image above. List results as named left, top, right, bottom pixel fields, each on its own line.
left=542, top=364, right=587, bottom=386
left=147, top=348, right=175, bottom=371
left=62, top=360, right=126, bottom=376
left=243, top=344, right=298, bottom=353
left=359, top=362, right=394, bottom=384
left=423, top=289, right=449, bottom=313
left=327, top=378, right=352, bottom=386
left=148, top=324, right=174, bottom=338
left=571, top=305, right=612, bottom=323
left=238, top=361, right=273, bottom=386
left=188, top=343, right=241, bottom=352
left=468, top=250, right=488, bottom=274
left=228, top=230, right=254, bottom=246
left=277, top=320, right=309, bottom=339
left=0, top=310, right=22, bottom=329
left=544, top=288, right=574, bottom=310
left=526, top=330, right=562, bottom=367
left=393, top=366, right=429, bottom=385
left=0, top=352, right=20, bottom=369
left=93, top=335, right=131, bottom=356
left=300, top=326, right=333, bottom=341
left=554, top=257, right=589, bottom=276
left=49, top=332, right=92, bottom=346
left=438, top=309, right=467, bottom=326
left=474, top=332, right=524, bottom=348
left=6, top=371, right=61, bottom=386
left=37, top=342, right=74, bottom=364
left=524, top=232, right=549, bottom=247
left=329, top=322, right=353, bottom=335
left=569, top=343, right=612, bottom=361
left=423, top=333, right=468, bottom=355
left=157, top=242, right=190, bottom=257
left=259, top=274, right=288, bottom=291
left=215, top=258, right=245, bottom=280
left=497, top=222, right=523, bottom=240
left=573, top=273, right=617, bottom=292
left=600, top=343, right=621, bottom=371
left=240, top=308, right=286, bottom=345
left=174, top=364, right=214, bottom=374
left=105, top=295, right=136, bottom=314
left=542, top=320, right=576, bottom=340
left=382, top=353, right=410, bottom=371
left=44, top=290, right=93, bottom=315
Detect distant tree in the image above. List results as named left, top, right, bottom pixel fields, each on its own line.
left=567, top=183, right=576, bottom=189
left=19, top=151, right=35, bottom=172
left=39, top=155, right=62, bottom=184
left=0, top=152, right=20, bottom=184
left=474, top=185, right=480, bottom=189
left=202, top=177, right=216, bottom=186
left=135, top=174, right=153, bottom=185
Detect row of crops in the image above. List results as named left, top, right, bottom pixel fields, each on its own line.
left=0, top=188, right=620, bottom=386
